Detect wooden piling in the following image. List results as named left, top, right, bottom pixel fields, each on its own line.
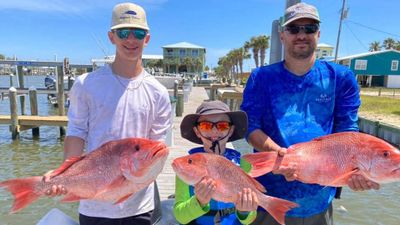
left=9, top=88, right=19, bottom=139
left=17, top=66, right=26, bottom=115
left=9, top=74, right=14, bottom=87
left=57, top=66, right=66, bottom=136
left=29, top=87, right=40, bottom=137
left=176, top=93, right=184, bottom=117
left=174, top=80, right=179, bottom=98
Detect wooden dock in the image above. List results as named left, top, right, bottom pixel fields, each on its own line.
left=0, top=115, right=67, bottom=126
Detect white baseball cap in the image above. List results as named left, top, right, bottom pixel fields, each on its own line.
left=111, top=2, right=150, bottom=30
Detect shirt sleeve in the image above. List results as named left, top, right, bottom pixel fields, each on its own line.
left=240, top=68, right=265, bottom=139
left=66, top=76, right=89, bottom=140
left=149, top=88, right=172, bottom=142
left=173, top=176, right=210, bottom=224
left=333, top=69, right=361, bottom=133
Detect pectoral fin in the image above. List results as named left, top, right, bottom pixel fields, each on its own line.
left=328, top=168, right=360, bottom=186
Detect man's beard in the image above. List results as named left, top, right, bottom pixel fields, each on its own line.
left=288, top=42, right=315, bottom=59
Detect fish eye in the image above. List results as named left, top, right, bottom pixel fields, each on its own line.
left=383, top=151, right=390, bottom=157
left=188, top=159, right=192, bottom=164
left=135, top=145, right=140, bottom=151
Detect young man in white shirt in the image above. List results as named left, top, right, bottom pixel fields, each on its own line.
left=46, top=2, right=171, bottom=225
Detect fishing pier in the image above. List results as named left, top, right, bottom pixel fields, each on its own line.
left=0, top=58, right=92, bottom=139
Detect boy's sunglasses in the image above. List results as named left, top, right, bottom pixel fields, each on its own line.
left=196, top=121, right=232, bottom=132
left=114, top=28, right=147, bottom=40
left=284, top=24, right=319, bottom=35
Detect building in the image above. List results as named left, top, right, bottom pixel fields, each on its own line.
left=335, top=49, right=400, bottom=88
left=162, top=42, right=206, bottom=74
left=316, top=43, right=334, bottom=59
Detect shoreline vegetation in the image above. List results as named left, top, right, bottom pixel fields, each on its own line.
left=359, top=88, right=400, bottom=127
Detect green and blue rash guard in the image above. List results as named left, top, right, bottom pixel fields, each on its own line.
left=240, top=60, right=360, bottom=217
left=173, top=147, right=256, bottom=225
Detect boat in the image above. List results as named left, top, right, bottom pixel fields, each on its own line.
left=44, top=74, right=74, bottom=108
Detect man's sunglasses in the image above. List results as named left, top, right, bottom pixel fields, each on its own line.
left=284, top=24, right=319, bottom=35
left=114, top=28, right=147, bottom=40
left=196, top=121, right=232, bottom=132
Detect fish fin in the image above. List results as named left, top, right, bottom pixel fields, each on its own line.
left=48, top=156, right=84, bottom=179
left=0, top=176, right=42, bottom=213
left=328, top=168, right=360, bottom=186
left=114, top=193, right=133, bottom=204
left=258, top=194, right=299, bottom=225
left=61, top=193, right=83, bottom=202
left=241, top=152, right=277, bottom=177
left=94, top=176, right=126, bottom=198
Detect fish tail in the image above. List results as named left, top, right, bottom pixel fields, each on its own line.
left=0, top=176, right=43, bottom=213
left=241, top=152, right=277, bottom=177
left=258, top=194, right=299, bottom=225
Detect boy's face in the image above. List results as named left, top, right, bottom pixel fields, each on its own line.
left=193, top=114, right=234, bottom=149
left=108, top=27, right=150, bottom=61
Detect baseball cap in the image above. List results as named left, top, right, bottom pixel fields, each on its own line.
left=111, top=2, right=150, bottom=30
left=282, top=2, right=320, bottom=27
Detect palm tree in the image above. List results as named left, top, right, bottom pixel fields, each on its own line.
left=383, top=38, right=396, bottom=50
left=235, top=47, right=250, bottom=80
left=395, top=41, right=400, bottom=51
left=369, top=41, right=381, bottom=52
left=257, top=35, right=270, bottom=66
left=245, top=37, right=260, bottom=68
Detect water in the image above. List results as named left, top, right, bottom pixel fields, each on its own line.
left=0, top=76, right=399, bottom=224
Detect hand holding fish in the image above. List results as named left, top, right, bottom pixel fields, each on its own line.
left=234, top=188, right=259, bottom=213
left=42, top=170, right=67, bottom=197
left=348, top=174, right=380, bottom=191
left=194, top=177, right=216, bottom=207
left=271, top=147, right=298, bottom=182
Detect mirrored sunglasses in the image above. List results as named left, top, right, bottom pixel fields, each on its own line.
left=114, top=28, right=147, bottom=40
left=284, top=24, right=319, bottom=35
left=196, top=121, right=232, bottom=132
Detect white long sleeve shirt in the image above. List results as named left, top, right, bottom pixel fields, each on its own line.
left=66, top=64, right=172, bottom=218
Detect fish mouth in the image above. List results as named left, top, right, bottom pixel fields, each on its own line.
left=151, top=143, right=168, bottom=158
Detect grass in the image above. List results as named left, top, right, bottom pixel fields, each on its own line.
left=360, top=95, right=400, bottom=116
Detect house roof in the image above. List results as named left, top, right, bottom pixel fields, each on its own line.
left=336, top=49, right=400, bottom=61
left=162, top=42, right=205, bottom=49
left=317, top=43, right=334, bottom=48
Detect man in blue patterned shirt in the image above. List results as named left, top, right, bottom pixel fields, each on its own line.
left=240, top=2, right=380, bottom=225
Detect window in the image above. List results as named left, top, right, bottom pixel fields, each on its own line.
left=391, top=60, right=399, bottom=71
left=179, top=49, right=186, bottom=57
left=166, top=49, right=173, bottom=56
left=355, top=59, right=367, bottom=70
left=192, top=49, right=199, bottom=57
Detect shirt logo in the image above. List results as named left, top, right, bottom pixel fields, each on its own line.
left=315, top=94, right=331, bottom=103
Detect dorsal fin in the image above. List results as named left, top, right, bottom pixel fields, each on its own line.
left=48, top=156, right=84, bottom=179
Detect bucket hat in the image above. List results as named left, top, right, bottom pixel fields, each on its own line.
left=180, top=100, right=248, bottom=144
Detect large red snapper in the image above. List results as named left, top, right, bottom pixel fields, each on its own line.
left=172, top=153, right=298, bottom=225
left=242, top=132, right=400, bottom=186
left=0, top=138, right=169, bottom=213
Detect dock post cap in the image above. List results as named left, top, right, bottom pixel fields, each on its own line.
left=9, top=87, right=17, bottom=92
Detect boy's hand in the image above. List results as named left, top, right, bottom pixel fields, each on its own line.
left=194, top=177, right=216, bottom=207
left=235, top=188, right=259, bottom=213
left=348, top=174, right=380, bottom=191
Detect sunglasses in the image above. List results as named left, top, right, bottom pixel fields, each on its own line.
left=284, top=24, right=319, bottom=35
left=196, top=121, right=232, bottom=132
left=114, top=28, right=147, bottom=40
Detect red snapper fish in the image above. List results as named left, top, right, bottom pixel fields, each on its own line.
left=242, top=132, right=400, bottom=186
left=0, top=138, right=169, bottom=213
left=172, top=153, right=298, bottom=225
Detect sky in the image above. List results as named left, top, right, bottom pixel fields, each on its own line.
left=0, top=0, right=399, bottom=72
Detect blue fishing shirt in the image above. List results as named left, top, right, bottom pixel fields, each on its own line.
left=240, top=60, right=360, bottom=217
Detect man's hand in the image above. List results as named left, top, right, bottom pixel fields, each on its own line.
left=272, top=147, right=298, bottom=181
left=235, top=188, right=259, bottom=213
left=43, top=170, right=67, bottom=197
left=194, top=177, right=216, bottom=207
left=348, top=174, right=380, bottom=191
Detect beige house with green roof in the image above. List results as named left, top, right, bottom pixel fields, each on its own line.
left=162, top=42, right=206, bottom=74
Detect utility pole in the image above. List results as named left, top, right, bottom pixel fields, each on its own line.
left=334, top=0, right=346, bottom=63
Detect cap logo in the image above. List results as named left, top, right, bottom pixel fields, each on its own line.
left=120, top=10, right=138, bottom=20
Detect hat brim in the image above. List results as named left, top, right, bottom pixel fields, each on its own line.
left=282, top=15, right=320, bottom=27
left=180, top=111, right=248, bottom=144
left=111, top=24, right=150, bottom=31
